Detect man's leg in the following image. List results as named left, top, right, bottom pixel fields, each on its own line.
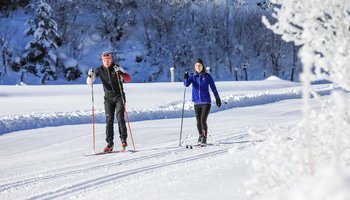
left=104, top=99, right=116, bottom=148
left=116, top=99, right=128, bottom=146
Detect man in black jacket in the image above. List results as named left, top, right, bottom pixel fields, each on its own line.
left=87, top=51, right=131, bottom=152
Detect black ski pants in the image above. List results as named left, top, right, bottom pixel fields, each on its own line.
left=194, top=104, right=211, bottom=137
left=104, top=97, right=127, bottom=146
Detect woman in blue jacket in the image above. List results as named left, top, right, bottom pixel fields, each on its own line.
left=184, top=58, right=221, bottom=146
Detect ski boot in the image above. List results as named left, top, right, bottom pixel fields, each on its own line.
left=197, top=135, right=203, bottom=145
left=201, top=136, right=207, bottom=147
left=121, top=138, right=128, bottom=150
left=103, top=144, right=114, bottom=152
left=201, top=130, right=208, bottom=147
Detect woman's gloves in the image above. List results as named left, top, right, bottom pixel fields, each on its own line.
left=184, top=71, right=189, bottom=79
left=216, top=98, right=221, bottom=108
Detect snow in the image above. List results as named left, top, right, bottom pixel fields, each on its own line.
left=257, top=159, right=350, bottom=200
left=0, top=80, right=334, bottom=134
left=258, top=1, right=350, bottom=200
left=264, top=75, right=281, bottom=81
left=1, top=1, right=348, bottom=199
left=0, top=78, right=349, bottom=199
left=63, top=58, right=78, bottom=68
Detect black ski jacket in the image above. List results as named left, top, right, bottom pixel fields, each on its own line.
left=95, top=64, right=125, bottom=101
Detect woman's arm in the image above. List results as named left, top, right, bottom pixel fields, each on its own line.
left=208, top=74, right=220, bottom=99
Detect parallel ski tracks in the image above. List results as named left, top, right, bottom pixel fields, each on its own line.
left=0, top=147, right=188, bottom=192
left=30, top=148, right=230, bottom=200
left=0, top=133, right=251, bottom=200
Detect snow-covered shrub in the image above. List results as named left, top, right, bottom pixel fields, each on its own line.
left=63, top=58, right=81, bottom=81
left=247, top=0, right=350, bottom=198
left=246, top=91, right=350, bottom=199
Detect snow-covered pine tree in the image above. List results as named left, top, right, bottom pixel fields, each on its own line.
left=22, top=0, right=60, bottom=84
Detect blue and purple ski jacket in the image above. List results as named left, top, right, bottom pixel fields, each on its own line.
left=184, top=72, right=220, bottom=104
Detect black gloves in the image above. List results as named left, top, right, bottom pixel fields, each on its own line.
left=88, top=69, right=94, bottom=78
left=114, top=65, right=121, bottom=72
left=184, top=71, right=189, bottom=79
left=216, top=98, right=221, bottom=108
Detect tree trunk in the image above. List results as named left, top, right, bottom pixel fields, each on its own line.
left=234, top=68, right=238, bottom=81
left=291, top=45, right=297, bottom=81
left=291, top=66, right=295, bottom=81
left=2, top=49, right=6, bottom=74
left=225, top=0, right=232, bottom=72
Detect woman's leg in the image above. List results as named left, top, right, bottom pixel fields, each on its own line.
left=200, top=104, right=211, bottom=143
left=194, top=105, right=203, bottom=142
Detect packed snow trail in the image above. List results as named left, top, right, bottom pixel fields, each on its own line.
left=0, top=128, right=252, bottom=200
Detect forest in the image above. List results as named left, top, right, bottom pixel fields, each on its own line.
left=0, top=0, right=300, bottom=84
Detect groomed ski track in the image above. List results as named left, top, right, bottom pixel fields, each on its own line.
left=0, top=131, right=252, bottom=200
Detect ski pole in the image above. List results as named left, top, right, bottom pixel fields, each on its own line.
left=90, top=72, right=96, bottom=154
left=123, top=104, right=135, bottom=151
left=179, top=87, right=187, bottom=146
left=115, top=66, right=136, bottom=151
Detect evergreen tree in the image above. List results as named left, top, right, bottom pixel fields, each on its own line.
left=22, top=0, right=60, bottom=84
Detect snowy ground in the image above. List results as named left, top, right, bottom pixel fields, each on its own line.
left=0, top=77, right=345, bottom=199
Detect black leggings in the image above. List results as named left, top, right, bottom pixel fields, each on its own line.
left=104, top=97, right=127, bottom=146
left=194, top=104, right=211, bottom=137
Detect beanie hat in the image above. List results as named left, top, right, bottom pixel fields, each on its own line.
left=195, top=58, right=204, bottom=67
left=101, top=51, right=113, bottom=60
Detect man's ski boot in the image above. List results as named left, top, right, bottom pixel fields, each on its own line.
left=121, top=138, right=128, bottom=150
left=104, top=144, right=114, bottom=152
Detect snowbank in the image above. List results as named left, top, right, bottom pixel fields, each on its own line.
left=0, top=84, right=335, bottom=134
left=265, top=75, right=283, bottom=81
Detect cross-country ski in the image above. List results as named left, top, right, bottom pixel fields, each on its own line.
left=83, top=149, right=126, bottom=157
left=185, top=143, right=216, bottom=149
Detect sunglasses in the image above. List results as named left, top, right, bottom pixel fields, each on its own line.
left=102, top=52, right=112, bottom=56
